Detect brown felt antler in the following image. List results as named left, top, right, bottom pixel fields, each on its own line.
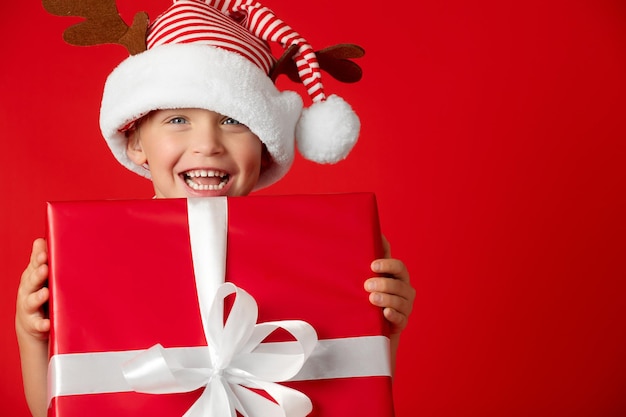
left=270, top=43, right=365, bottom=84
left=42, top=0, right=149, bottom=55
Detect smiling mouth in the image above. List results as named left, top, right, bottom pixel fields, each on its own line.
left=182, top=169, right=230, bottom=191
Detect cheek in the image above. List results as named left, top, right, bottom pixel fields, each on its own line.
left=143, top=139, right=182, bottom=164
left=237, top=138, right=264, bottom=170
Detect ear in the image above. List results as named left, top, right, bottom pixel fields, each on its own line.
left=125, top=131, right=148, bottom=166
left=260, top=144, right=272, bottom=172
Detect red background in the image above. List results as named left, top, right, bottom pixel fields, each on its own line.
left=1, top=1, right=625, bottom=416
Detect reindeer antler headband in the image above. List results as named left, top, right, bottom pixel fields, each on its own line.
left=42, top=0, right=148, bottom=55
left=43, top=0, right=364, bottom=189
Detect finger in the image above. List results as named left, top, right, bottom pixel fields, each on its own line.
left=20, top=316, right=51, bottom=340
left=382, top=307, right=409, bottom=330
left=368, top=291, right=413, bottom=318
left=35, top=318, right=51, bottom=334
left=21, top=239, right=47, bottom=289
left=365, top=276, right=415, bottom=300
left=371, top=258, right=409, bottom=283
left=30, top=238, right=48, bottom=267
left=24, top=287, right=49, bottom=314
left=366, top=277, right=415, bottom=318
left=22, top=263, right=48, bottom=294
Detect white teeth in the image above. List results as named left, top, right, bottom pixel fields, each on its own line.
left=183, top=169, right=229, bottom=191
left=185, top=169, right=227, bottom=178
left=185, top=179, right=227, bottom=191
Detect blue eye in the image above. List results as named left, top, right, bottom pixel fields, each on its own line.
left=223, top=117, right=242, bottom=125
left=168, top=117, right=187, bottom=124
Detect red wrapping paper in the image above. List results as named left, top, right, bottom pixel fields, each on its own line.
left=46, top=193, right=393, bottom=417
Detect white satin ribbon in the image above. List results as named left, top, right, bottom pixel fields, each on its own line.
left=48, top=336, right=390, bottom=396
left=186, top=197, right=227, bottom=329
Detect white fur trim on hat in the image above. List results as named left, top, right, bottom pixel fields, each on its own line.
left=100, top=43, right=303, bottom=190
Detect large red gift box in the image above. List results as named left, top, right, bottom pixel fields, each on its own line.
left=46, top=193, right=393, bottom=417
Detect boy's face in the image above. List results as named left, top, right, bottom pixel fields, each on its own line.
left=126, top=108, right=266, bottom=198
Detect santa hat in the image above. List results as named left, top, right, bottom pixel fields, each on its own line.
left=58, top=0, right=363, bottom=190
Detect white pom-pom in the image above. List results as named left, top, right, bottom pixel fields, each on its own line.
left=295, top=94, right=360, bottom=163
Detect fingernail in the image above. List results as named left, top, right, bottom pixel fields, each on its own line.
left=371, top=261, right=382, bottom=272
left=366, top=281, right=376, bottom=291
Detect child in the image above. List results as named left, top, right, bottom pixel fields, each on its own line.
left=16, top=1, right=416, bottom=416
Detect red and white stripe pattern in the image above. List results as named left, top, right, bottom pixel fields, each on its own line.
left=147, top=0, right=276, bottom=73
left=147, top=0, right=326, bottom=103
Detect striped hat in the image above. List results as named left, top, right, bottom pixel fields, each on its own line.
left=100, top=0, right=361, bottom=190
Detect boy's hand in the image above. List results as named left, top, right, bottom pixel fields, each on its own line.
left=16, top=239, right=52, bottom=417
left=365, top=237, right=415, bottom=336
left=16, top=238, right=51, bottom=342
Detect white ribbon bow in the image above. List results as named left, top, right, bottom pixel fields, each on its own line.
left=122, top=282, right=318, bottom=417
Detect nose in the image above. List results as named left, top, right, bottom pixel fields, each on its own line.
left=191, top=124, right=225, bottom=156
